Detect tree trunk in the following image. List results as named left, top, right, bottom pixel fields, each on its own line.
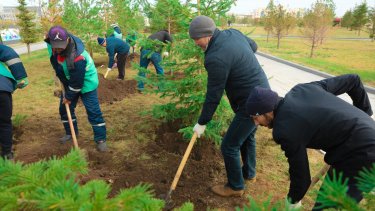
left=310, top=41, right=315, bottom=58
left=27, top=43, right=31, bottom=56
left=277, top=34, right=280, bottom=49
left=266, top=31, right=269, bottom=42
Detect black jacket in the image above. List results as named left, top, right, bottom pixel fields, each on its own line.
left=198, top=29, right=269, bottom=125
left=272, top=74, right=375, bottom=203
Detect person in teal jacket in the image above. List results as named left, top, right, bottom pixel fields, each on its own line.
left=45, top=26, right=107, bottom=152
left=0, top=44, right=28, bottom=160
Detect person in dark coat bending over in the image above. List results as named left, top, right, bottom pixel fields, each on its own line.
left=189, top=15, right=270, bottom=197
left=246, top=74, right=375, bottom=210
left=98, top=36, right=130, bottom=80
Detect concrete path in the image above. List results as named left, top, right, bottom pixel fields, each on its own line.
left=256, top=53, right=375, bottom=120
left=13, top=42, right=46, bottom=55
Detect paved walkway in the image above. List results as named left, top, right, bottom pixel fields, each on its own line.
left=13, top=42, right=46, bottom=55
left=256, top=53, right=375, bottom=120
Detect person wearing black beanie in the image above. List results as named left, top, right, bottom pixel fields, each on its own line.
left=189, top=15, right=270, bottom=197
left=246, top=74, right=375, bottom=210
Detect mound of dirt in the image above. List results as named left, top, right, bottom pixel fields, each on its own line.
left=97, top=74, right=137, bottom=103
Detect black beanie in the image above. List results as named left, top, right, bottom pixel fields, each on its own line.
left=246, top=87, right=279, bottom=116
left=189, top=15, right=216, bottom=39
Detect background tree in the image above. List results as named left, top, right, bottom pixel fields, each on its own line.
left=16, top=0, right=39, bottom=56
left=40, top=0, right=63, bottom=34
left=62, top=0, right=105, bottom=58
left=352, top=2, right=368, bottom=36
left=263, top=0, right=276, bottom=42
left=272, top=4, right=291, bottom=49
left=302, top=0, right=334, bottom=57
left=367, top=6, right=375, bottom=41
left=341, top=10, right=354, bottom=30
left=109, top=0, right=144, bottom=35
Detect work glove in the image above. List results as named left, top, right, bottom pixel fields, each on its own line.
left=16, top=77, right=29, bottom=89
left=107, top=68, right=112, bottom=72
left=162, top=52, right=169, bottom=57
left=193, top=123, right=206, bottom=138
left=112, top=63, right=117, bottom=68
left=286, top=199, right=302, bottom=210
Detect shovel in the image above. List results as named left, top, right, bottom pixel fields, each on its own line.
left=165, top=132, right=198, bottom=208
left=60, top=82, right=79, bottom=149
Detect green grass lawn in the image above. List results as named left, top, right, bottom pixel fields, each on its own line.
left=229, top=26, right=375, bottom=86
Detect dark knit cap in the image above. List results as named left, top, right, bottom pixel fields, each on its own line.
left=97, top=37, right=105, bottom=45
left=189, top=15, right=216, bottom=39
left=246, top=87, right=279, bottom=116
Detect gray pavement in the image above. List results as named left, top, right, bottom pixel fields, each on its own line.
left=256, top=53, right=375, bottom=120
left=13, top=42, right=46, bottom=55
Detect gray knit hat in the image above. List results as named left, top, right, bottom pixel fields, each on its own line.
left=189, top=15, right=216, bottom=39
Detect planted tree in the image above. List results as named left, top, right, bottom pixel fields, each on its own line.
left=108, top=0, right=144, bottom=34
left=136, top=0, right=235, bottom=144
left=302, top=0, right=334, bottom=58
left=0, top=149, right=196, bottom=210
left=16, top=0, right=39, bottom=56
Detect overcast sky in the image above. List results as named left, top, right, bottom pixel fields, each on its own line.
left=2, top=0, right=374, bottom=16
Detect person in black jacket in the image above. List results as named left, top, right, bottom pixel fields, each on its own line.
left=189, top=15, right=270, bottom=197
left=98, top=36, right=130, bottom=80
left=246, top=74, right=375, bottom=210
left=0, top=44, right=28, bottom=160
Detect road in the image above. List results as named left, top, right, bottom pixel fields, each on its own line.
left=13, top=42, right=46, bottom=55
left=256, top=53, right=375, bottom=120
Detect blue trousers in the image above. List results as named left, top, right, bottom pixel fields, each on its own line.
left=137, top=49, right=164, bottom=89
left=59, top=89, right=106, bottom=142
left=221, top=111, right=257, bottom=190
left=0, top=91, right=12, bottom=155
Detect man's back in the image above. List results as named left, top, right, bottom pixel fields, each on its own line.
left=273, top=81, right=375, bottom=164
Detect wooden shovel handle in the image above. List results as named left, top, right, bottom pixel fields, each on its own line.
left=65, top=103, right=79, bottom=148
left=60, top=81, right=79, bottom=149
left=169, top=132, right=198, bottom=191
left=104, top=69, right=110, bottom=78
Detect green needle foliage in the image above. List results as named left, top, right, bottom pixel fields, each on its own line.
left=0, top=149, right=168, bottom=210
left=136, top=0, right=235, bottom=144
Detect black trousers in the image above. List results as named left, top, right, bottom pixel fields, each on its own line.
left=0, top=91, right=13, bottom=155
left=313, top=159, right=375, bottom=210
left=116, top=53, right=127, bottom=80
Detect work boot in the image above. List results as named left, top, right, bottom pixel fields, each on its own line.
left=59, top=135, right=72, bottom=144
left=211, top=184, right=244, bottom=197
left=96, top=140, right=108, bottom=152
left=245, top=176, right=257, bottom=184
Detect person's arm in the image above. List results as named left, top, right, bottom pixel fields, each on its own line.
left=0, top=45, right=28, bottom=80
left=279, top=139, right=311, bottom=204
left=244, top=36, right=257, bottom=53
left=312, top=74, right=372, bottom=116
left=107, top=45, right=115, bottom=69
left=65, top=56, right=86, bottom=101
left=198, top=57, right=229, bottom=125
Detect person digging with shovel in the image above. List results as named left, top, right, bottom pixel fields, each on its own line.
left=246, top=74, right=375, bottom=210
left=0, top=44, right=29, bottom=160
left=189, top=15, right=269, bottom=197
left=45, top=26, right=108, bottom=152
left=97, top=36, right=129, bottom=80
